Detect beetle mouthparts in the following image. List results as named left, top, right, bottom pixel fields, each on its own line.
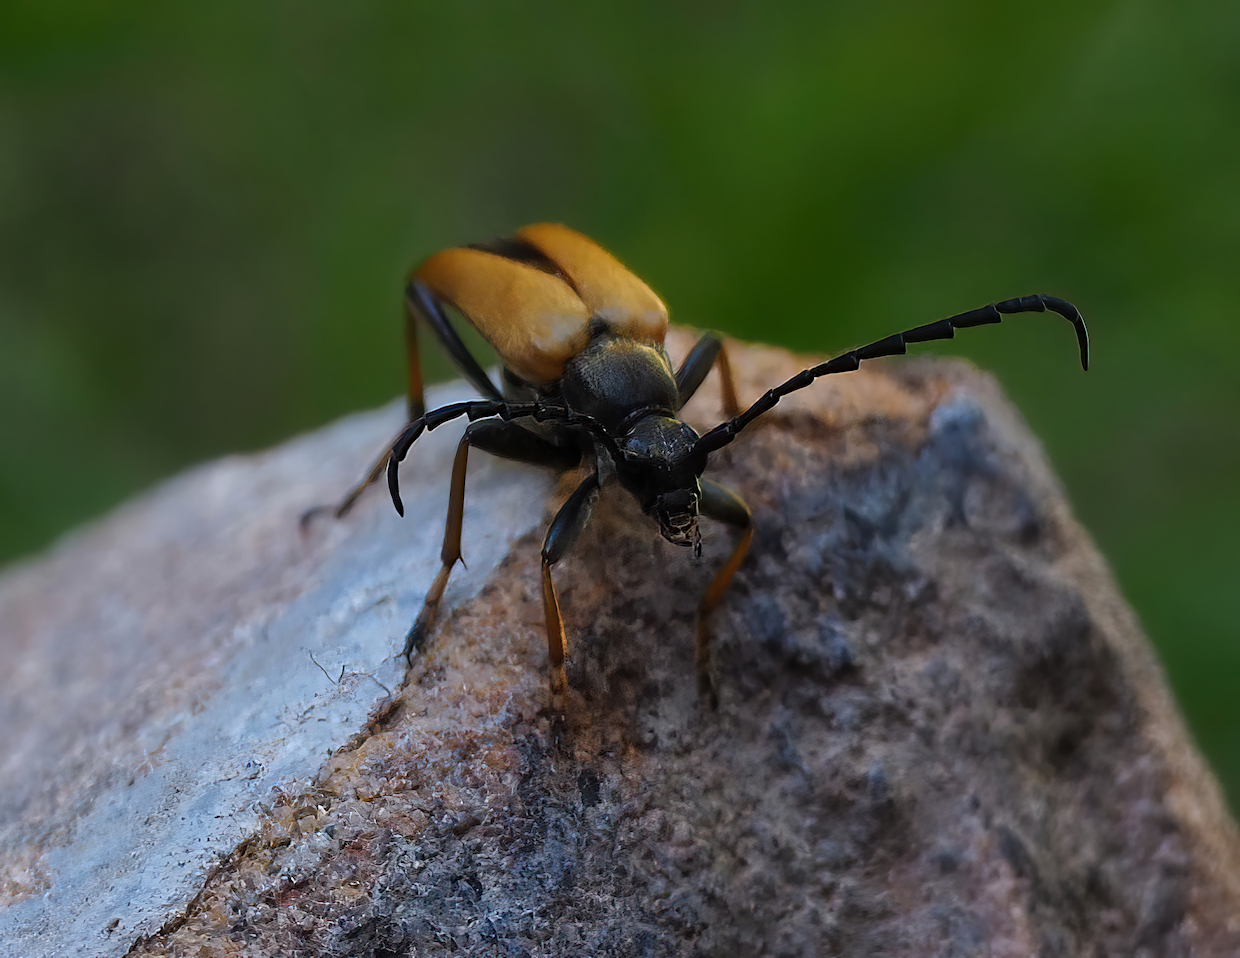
left=654, top=487, right=700, bottom=554
left=658, top=507, right=701, bottom=557
left=660, top=522, right=702, bottom=557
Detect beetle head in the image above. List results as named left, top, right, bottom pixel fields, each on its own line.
left=614, top=415, right=708, bottom=555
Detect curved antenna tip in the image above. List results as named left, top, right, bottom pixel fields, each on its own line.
left=1041, top=295, right=1089, bottom=372
left=387, top=456, right=405, bottom=517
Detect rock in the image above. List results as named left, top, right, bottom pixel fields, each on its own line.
left=1, top=331, right=1237, bottom=957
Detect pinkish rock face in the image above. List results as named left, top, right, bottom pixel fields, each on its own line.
left=3, top=334, right=1238, bottom=957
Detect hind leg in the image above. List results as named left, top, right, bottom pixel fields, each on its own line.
left=306, top=281, right=508, bottom=526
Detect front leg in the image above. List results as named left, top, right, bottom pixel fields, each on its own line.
left=402, top=421, right=580, bottom=662
left=540, top=472, right=601, bottom=707
left=696, top=478, right=754, bottom=703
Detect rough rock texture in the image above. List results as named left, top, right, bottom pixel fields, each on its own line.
left=2, top=332, right=1239, bottom=957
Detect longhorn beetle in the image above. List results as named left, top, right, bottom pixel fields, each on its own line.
left=324, top=224, right=1088, bottom=703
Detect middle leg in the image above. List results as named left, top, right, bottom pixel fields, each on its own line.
left=696, top=478, right=754, bottom=702
left=402, top=420, right=580, bottom=662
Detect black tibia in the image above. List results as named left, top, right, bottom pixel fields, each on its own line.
left=694, top=294, right=1089, bottom=456
left=542, top=472, right=601, bottom=565
left=405, top=280, right=504, bottom=404
left=696, top=479, right=754, bottom=701
left=674, top=331, right=741, bottom=417
left=400, top=420, right=581, bottom=663
left=541, top=472, right=601, bottom=700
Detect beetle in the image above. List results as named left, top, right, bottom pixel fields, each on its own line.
left=326, top=223, right=1088, bottom=704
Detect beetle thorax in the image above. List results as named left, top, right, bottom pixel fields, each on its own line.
left=561, top=335, right=679, bottom=433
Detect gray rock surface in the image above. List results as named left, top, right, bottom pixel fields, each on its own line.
left=2, top=332, right=1238, bottom=957
left=0, top=380, right=552, bottom=957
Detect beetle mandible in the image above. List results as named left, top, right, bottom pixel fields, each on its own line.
left=325, top=223, right=1089, bottom=703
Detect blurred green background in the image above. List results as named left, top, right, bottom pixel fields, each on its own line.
left=2, top=2, right=1237, bottom=805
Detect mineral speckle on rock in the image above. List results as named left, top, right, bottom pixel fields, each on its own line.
left=2, top=332, right=1238, bottom=957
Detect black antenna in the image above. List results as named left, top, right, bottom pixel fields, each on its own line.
left=384, top=400, right=618, bottom=515
left=694, top=294, right=1088, bottom=457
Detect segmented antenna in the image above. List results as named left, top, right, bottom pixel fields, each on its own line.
left=694, top=294, right=1088, bottom=457
left=384, top=400, right=618, bottom=515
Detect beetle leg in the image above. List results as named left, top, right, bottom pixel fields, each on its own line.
left=403, top=289, right=428, bottom=422
left=696, top=478, right=754, bottom=703
left=540, top=472, right=601, bottom=706
left=322, top=279, right=506, bottom=518
left=402, top=431, right=471, bottom=662
left=674, top=331, right=741, bottom=417
left=300, top=447, right=394, bottom=529
left=406, top=279, right=505, bottom=405
left=305, top=281, right=513, bottom=528
left=402, top=421, right=580, bottom=663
